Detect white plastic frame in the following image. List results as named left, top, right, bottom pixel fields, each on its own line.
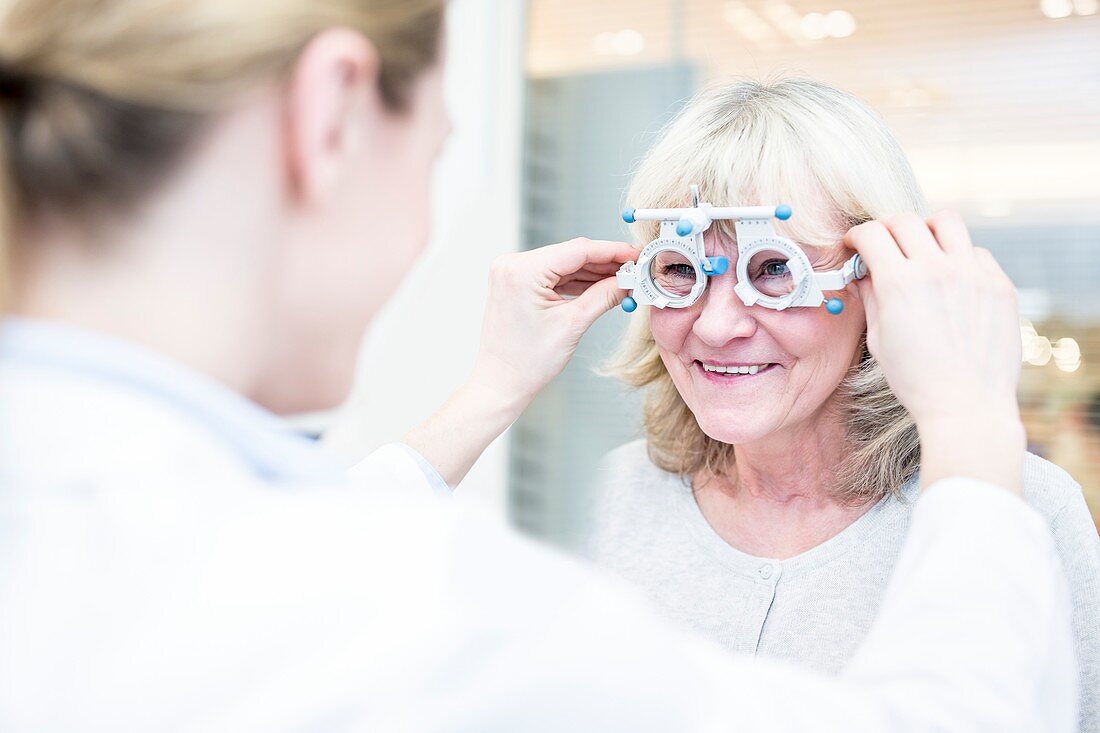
left=617, top=188, right=866, bottom=312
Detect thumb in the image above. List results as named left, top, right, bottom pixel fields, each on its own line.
left=856, top=278, right=881, bottom=359
left=857, top=278, right=878, bottom=325
left=570, top=276, right=628, bottom=330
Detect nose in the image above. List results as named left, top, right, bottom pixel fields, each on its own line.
left=691, top=272, right=758, bottom=347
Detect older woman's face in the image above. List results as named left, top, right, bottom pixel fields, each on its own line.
left=649, top=233, right=866, bottom=444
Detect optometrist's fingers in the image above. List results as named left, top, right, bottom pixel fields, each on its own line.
left=555, top=276, right=601, bottom=291
left=925, top=210, right=976, bottom=257
left=556, top=262, right=625, bottom=284
left=880, top=213, right=943, bottom=261
left=555, top=281, right=593, bottom=298
left=842, top=220, right=906, bottom=277
left=555, top=276, right=609, bottom=293
left=973, top=249, right=1022, bottom=366
left=579, top=261, right=628, bottom=275
left=554, top=274, right=631, bottom=300
left=971, top=246, right=999, bottom=274
left=854, top=278, right=880, bottom=358
left=536, top=238, right=638, bottom=284
left=972, top=247, right=1018, bottom=296
left=472, top=240, right=636, bottom=413
left=571, top=275, right=630, bottom=326
left=855, top=277, right=878, bottom=320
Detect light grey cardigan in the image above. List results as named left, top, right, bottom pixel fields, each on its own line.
left=585, top=442, right=1100, bottom=733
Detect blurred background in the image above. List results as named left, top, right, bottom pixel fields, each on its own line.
left=324, top=0, right=1100, bottom=542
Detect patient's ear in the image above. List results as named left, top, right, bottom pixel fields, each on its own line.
left=284, top=27, right=382, bottom=205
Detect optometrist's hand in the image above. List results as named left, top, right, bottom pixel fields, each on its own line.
left=844, top=211, right=1026, bottom=495
left=472, top=238, right=637, bottom=399
left=405, top=238, right=636, bottom=486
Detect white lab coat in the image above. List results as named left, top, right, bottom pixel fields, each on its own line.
left=0, top=318, right=1078, bottom=732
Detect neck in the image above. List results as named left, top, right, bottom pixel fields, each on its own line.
left=692, top=399, right=875, bottom=559
left=9, top=218, right=274, bottom=404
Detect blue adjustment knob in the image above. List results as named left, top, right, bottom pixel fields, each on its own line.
left=703, top=256, right=729, bottom=276
left=621, top=296, right=638, bottom=313
left=675, top=218, right=694, bottom=237
left=775, top=204, right=793, bottom=221
left=622, top=208, right=636, bottom=224
left=825, top=298, right=844, bottom=315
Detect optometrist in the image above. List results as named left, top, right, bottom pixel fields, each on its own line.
left=0, top=2, right=1077, bottom=732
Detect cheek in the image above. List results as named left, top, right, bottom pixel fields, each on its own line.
left=783, top=303, right=866, bottom=376
left=378, top=121, right=439, bottom=254
left=341, top=126, right=434, bottom=271
left=649, top=309, right=696, bottom=352
left=827, top=292, right=866, bottom=358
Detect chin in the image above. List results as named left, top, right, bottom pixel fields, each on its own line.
left=258, top=376, right=352, bottom=416
left=302, top=357, right=358, bottom=414
left=255, top=344, right=357, bottom=417
left=693, top=408, right=781, bottom=446
left=303, top=379, right=354, bottom=414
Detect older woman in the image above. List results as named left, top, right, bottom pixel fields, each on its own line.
left=588, top=79, right=1100, bottom=732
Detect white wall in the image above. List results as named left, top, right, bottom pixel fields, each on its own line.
left=321, top=0, right=527, bottom=513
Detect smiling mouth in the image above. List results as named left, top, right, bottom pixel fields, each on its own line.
left=696, top=361, right=777, bottom=378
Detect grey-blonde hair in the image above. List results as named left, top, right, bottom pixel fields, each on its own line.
left=610, top=77, right=925, bottom=503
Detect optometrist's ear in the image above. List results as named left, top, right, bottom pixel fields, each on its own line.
left=285, top=28, right=382, bottom=204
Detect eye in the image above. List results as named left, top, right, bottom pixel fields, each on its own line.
left=663, top=262, right=696, bottom=279
left=649, top=250, right=697, bottom=298
left=746, top=250, right=797, bottom=299
left=760, top=259, right=789, bottom=278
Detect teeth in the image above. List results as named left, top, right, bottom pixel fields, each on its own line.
left=702, top=363, right=770, bottom=374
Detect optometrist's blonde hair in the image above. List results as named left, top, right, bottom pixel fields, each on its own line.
left=609, top=77, right=926, bottom=503
left=0, top=0, right=445, bottom=305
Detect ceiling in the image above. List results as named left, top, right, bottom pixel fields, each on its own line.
left=527, top=0, right=1100, bottom=218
